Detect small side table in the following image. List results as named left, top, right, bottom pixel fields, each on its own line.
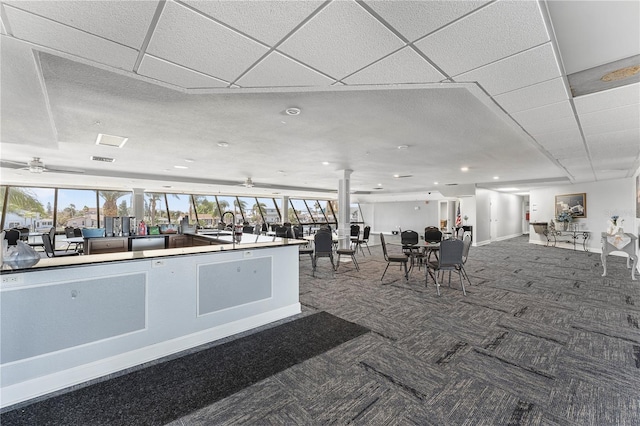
left=601, top=232, right=637, bottom=280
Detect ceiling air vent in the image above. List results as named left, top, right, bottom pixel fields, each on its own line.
left=91, top=156, right=115, bottom=163
left=95, top=133, right=128, bottom=148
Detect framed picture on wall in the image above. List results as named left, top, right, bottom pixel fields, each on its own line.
left=555, top=193, right=587, bottom=218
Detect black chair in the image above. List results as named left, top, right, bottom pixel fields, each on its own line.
left=313, top=230, right=335, bottom=277
left=354, top=225, right=371, bottom=256
left=401, top=230, right=421, bottom=268
left=275, top=226, right=289, bottom=238
left=424, top=226, right=443, bottom=243
left=349, top=224, right=360, bottom=246
left=426, top=239, right=466, bottom=296
left=4, top=229, right=20, bottom=246
left=64, top=226, right=81, bottom=252
left=242, top=225, right=254, bottom=234
left=15, top=227, right=30, bottom=241
left=261, top=223, right=268, bottom=233
left=336, top=233, right=359, bottom=272
left=293, top=225, right=304, bottom=239
left=42, top=233, right=80, bottom=258
left=380, top=233, right=408, bottom=281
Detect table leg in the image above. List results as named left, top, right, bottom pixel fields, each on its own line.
left=601, top=250, right=608, bottom=277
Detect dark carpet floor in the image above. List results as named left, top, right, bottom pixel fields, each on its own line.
left=0, top=311, right=369, bottom=426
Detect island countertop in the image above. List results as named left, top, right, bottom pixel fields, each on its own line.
left=1, top=235, right=307, bottom=273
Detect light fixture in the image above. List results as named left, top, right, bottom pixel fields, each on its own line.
left=28, top=157, right=45, bottom=173
left=184, top=159, right=195, bottom=163
left=95, top=133, right=128, bottom=148
left=217, top=142, right=229, bottom=147
left=433, top=181, right=439, bottom=185
left=393, top=174, right=400, bottom=178
left=285, top=107, right=301, bottom=116
left=377, top=183, right=382, bottom=186
left=322, top=161, right=329, bottom=165
left=397, top=145, right=409, bottom=150
left=461, top=167, right=469, bottom=172
left=493, top=176, right=499, bottom=180
left=174, top=165, right=188, bottom=169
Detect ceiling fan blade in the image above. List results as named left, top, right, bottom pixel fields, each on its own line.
left=45, top=165, right=85, bottom=174
left=0, top=160, right=27, bottom=169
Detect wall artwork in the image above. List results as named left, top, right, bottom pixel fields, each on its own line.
left=636, top=175, right=640, bottom=218
left=555, top=193, right=587, bottom=218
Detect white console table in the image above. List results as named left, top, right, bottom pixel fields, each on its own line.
left=601, top=232, right=637, bottom=280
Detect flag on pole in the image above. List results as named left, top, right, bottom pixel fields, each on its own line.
left=455, top=204, right=462, bottom=227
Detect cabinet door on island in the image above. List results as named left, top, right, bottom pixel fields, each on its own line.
left=85, top=237, right=128, bottom=255
left=168, top=235, right=192, bottom=248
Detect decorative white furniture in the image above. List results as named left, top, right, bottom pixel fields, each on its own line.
left=601, top=232, right=637, bottom=281
left=543, top=228, right=591, bottom=251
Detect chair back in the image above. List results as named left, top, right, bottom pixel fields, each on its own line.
left=350, top=224, right=360, bottom=238
left=439, top=239, right=464, bottom=267
left=41, top=233, right=55, bottom=257
left=462, top=235, right=472, bottom=263
left=242, top=225, right=254, bottom=234
left=4, top=229, right=20, bottom=246
left=261, top=223, right=268, bottom=233
left=401, top=230, right=418, bottom=246
left=379, top=233, right=389, bottom=261
left=65, top=227, right=75, bottom=238
left=293, top=225, right=304, bottom=239
left=314, top=230, right=333, bottom=255
left=73, top=227, right=82, bottom=237
left=362, top=226, right=370, bottom=240
left=275, top=226, right=288, bottom=238
left=425, top=227, right=443, bottom=243
left=15, top=227, right=30, bottom=241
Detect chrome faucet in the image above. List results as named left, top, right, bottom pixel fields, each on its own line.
left=222, top=211, right=236, bottom=250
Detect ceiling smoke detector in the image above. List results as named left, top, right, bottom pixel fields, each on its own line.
left=285, top=107, right=301, bottom=116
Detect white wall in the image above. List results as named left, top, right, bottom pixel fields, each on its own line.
left=474, top=188, right=524, bottom=245
left=529, top=177, right=635, bottom=251
left=359, top=200, right=439, bottom=242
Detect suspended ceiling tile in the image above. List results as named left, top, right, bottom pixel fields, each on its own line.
left=585, top=128, right=640, bottom=148
left=147, top=1, right=268, bottom=83
left=547, top=145, right=588, bottom=161
left=277, top=0, right=404, bottom=79
left=343, top=47, right=445, bottom=85
left=414, top=0, right=549, bottom=77
left=0, top=38, right=57, bottom=148
left=594, top=170, right=631, bottom=180
left=591, top=154, right=637, bottom=170
left=455, top=43, right=561, bottom=95
left=182, top=0, right=323, bottom=46
left=534, top=127, right=583, bottom=149
left=138, top=55, right=229, bottom=89
left=2, top=0, right=158, bottom=49
left=579, top=103, right=640, bottom=130
left=582, top=116, right=640, bottom=137
left=512, top=100, right=574, bottom=127
left=3, top=5, right=139, bottom=70
left=523, top=115, right=580, bottom=138
left=574, top=82, right=640, bottom=115
left=236, top=51, right=335, bottom=87
left=363, top=0, right=488, bottom=42
left=494, top=78, right=569, bottom=114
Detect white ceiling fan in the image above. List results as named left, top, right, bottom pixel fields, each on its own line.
left=0, top=157, right=84, bottom=174
left=240, top=177, right=255, bottom=188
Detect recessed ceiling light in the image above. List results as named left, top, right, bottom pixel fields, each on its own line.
left=461, top=167, right=469, bottom=172
left=95, top=133, right=128, bottom=148
left=433, top=181, right=439, bottom=185
left=174, top=165, right=188, bottom=169
left=493, top=176, right=499, bottom=180
left=377, top=183, right=382, bottom=186
left=322, top=161, right=329, bottom=165
left=393, top=174, right=400, bottom=178
left=217, top=142, right=229, bottom=147
left=498, top=187, right=519, bottom=191
left=285, top=107, right=301, bottom=116
left=184, top=159, right=195, bottom=163
left=397, top=145, right=409, bottom=150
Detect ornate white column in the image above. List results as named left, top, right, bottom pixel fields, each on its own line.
left=337, top=170, right=353, bottom=249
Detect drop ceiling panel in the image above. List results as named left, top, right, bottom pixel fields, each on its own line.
left=414, top=0, right=549, bottom=76
left=455, top=43, right=561, bottom=95
left=547, top=146, right=587, bottom=161
left=2, top=0, right=158, bottom=49
left=363, top=0, right=489, bottom=42
left=581, top=117, right=640, bottom=138
left=574, top=82, right=640, bottom=115
left=146, top=1, right=269, bottom=82
left=512, top=101, right=574, bottom=127
left=277, top=0, right=404, bottom=79
left=534, top=127, right=584, bottom=150
left=236, top=51, right=335, bottom=87
left=579, top=104, right=640, bottom=130
left=494, top=77, right=569, bottom=114
left=0, top=38, right=57, bottom=148
left=525, top=115, right=580, bottom=137
left=138, top=55, right=229, bottom=89
left=3, top=5, right=139, bottom=70
left=343, top=47, right=445, bottom=85
left=585, top=128, right=640, bottom=149
left=182, top=0, right=324, bottom=46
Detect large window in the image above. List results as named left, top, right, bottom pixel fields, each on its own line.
left=1, top=186, right=53, bottom=232
left=57, top=189, right=99, bottom=229
left=144, top=193, right=168, bottom=226
left=98, top=191, right=132, bottom=228
left=167, top=193, right=193, bottom=224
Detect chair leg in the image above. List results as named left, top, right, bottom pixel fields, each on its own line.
left=458, top=270, right=466, bottom=296
left=351, top=253, right=359, bottom=271
left=426, top=267, right=441, bottom=296
left=364, top=242, right=371, bottom=255
left=403, top=262, right=408, bottom=280
left=336, top=253, right=341, bottom=271
left=381, top=263, right=391, bottom=281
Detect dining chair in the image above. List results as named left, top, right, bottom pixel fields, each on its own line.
left=426, top=239, right=466, bottom=296
left=354, top=225, right=371, bottom=256
left=4, top=229, right=20, bottom=246
left=380, top=233, right=408, bottom=281
left=313, top=230, right=335, bottom=277
left=457, top=235, right=472, bottom=285
left=349, top=224, right=360, bottom=247
left=64, top=226, right=82, bottom=252
left=401, top=230, right=422, bottom=268
left=42, top=233, right=80, bottom=258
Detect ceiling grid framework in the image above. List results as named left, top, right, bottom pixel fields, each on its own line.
left=0, top=0, right=638, bottom=197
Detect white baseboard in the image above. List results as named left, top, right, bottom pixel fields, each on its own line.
left=1, top=303, right=301, bottom=409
